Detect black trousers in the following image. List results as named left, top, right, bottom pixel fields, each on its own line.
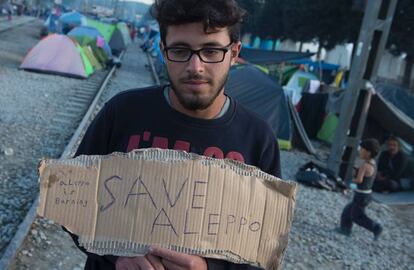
left=340, top=192, right=380, bottom=233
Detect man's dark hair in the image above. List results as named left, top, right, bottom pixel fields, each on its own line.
left=360, top=139, right=380, bottom=158
left=387, top=135, right=400, bottom=145
left=151, top=0, right=245, bottom=45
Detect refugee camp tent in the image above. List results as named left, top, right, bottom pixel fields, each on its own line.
left=59, top=11, right=86, bottom=33
left=291, top=59, right=340, bottom=84
left=225, top=65, right=315, bottom=154
left=68, top=26, right=113, bottom=63
left=86, top=18, right=115, bottom=42
left=109, top=22, right=132, bottom=55
left=283, top=70, right=319, bottom=105
left=81, top=45, right=103, bottom=71
left=20, top=34, right=93, bottom=79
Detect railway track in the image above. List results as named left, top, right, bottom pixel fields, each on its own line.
left=0, top=19, right=128, bottom=269
left=0, top=17, right=156, bottom=268
left=0, top=64, right=118, bottom=270
left=0, top=16, right=35, bottom=33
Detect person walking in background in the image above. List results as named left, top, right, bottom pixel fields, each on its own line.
left=338, top=139, right=383, bottom=240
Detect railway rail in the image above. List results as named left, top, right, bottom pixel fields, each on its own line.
left=0, top=18, right=127, bottom=269
left=0, top=16, right=35, bottom=34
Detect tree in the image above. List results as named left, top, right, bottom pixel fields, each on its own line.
left=237, top=0, right=262, bottom=35
left=246, top=0, right=363, bottom=57
left=387, top=0, right=414, bottom=89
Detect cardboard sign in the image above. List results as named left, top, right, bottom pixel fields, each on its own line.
left=37, top=149, right=297, bottom=269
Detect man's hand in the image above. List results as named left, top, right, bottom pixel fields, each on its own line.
left=115, top=255, right=165, bottom=270
left=149, top=246, right=208, bottom=270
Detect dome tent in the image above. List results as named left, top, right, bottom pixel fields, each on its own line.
left=20, top=34, right=93, bottom=79
left=109, top=22, right=132, bottom=55
left=68, top=26, right=113, bottom=64
left=225, top=64, right=315, bottom=154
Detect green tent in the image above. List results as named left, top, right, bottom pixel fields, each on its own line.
left=317, top=113, right=339, bottom=144
left=67, top=26, right=113, bottom=66
left=82, top=45, right=103, bottom=71
left=76, top=44, right=94, bottom=77
left=86, top=19, right=115, bottom=42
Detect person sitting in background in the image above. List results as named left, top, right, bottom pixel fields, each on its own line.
left=373, top=135, right=408, bottom=193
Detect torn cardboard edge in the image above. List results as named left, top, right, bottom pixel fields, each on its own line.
left=38, top=148, right=297, bottom=269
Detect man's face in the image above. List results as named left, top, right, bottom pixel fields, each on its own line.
left=387, top=139, right=400, bottom=156
left=161, top=22, right=241, bottom=111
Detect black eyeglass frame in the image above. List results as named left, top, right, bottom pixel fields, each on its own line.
left=163, top=42, right=234, bottom=63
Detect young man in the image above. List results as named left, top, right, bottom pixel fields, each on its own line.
left=67, top=0, right=281, bottom=269
left=373, top=136, right=408, bottom=192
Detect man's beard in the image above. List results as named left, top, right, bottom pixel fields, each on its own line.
left=168, top=71, right=229, bottom=111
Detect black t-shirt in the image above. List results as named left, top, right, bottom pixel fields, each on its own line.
left=71, top=85, right=281, bottom=270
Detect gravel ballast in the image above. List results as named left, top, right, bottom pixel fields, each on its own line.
left=3, top=20, right=414, bottom=270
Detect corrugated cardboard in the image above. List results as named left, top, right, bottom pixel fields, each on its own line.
left=37, top=149, right=297, bottom=269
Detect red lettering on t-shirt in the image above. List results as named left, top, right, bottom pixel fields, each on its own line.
left=173, top=140, right=191, bottom=152
left=127, top=134, right=245, bottom=163
left=203, top=147, right=224, bottom=159
left=127, top=135, right=140, bottom=152
left=226, top=151, right=245, bottom=163
left=143, top=131, right=151, bottom=142
left=152, top=136, right=169, bottom=149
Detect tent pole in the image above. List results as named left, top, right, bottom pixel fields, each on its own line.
left=327, top=0, right=398, bottom=183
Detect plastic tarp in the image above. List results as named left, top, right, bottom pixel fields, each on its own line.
left=368, top=91, right=414, bottom=145
left=283, top=71, right=318, bottom=105
left=317, top=113, right=338, bottom=144
left=20, top=34, right=90, bottom=79
left=303, top=86, right=414, bottom=146
left=240, top=47, right=314, bottom=65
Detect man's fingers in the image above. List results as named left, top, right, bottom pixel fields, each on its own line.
left=145, top=254, right=165, bottom=270
left=161, top=258, right=186, bottom=270
left=134, top=256, right=155, bottom=270
left=149, top=246, right=186, bottom=265
left=149, top=246, right=207, bottom=270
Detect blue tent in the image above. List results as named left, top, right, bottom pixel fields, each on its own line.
left=59, top=11, right=86, bottom=33
left=68, top=26, right=113, bottom=59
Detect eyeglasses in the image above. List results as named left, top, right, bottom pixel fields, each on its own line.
left=164, top=42, right=233, bottom=63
